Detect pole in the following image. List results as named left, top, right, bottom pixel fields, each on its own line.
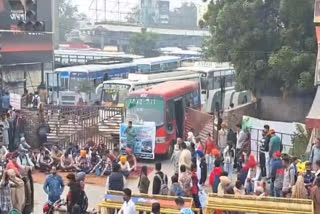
left=41, top=63, right=44, bottom=85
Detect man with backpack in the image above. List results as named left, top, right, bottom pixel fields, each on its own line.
left=32, top=92, right=40, bottom=109
left=152, top=162, right=168, bottom=195
left=66, top=173, right=88, bottom=214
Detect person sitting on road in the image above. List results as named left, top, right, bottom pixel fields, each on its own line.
left=51, top=145, right=63, bottom=168
left=119, top=155, right=131, bottom=178
left=76, top=150, right=91, bottom=174
left=126, top=148, right=137, bottom=172
left=90, top=154, right=112, bottom=176
left=17, top=150, right=34, bottom=169
left=39, top=150, right=54, bottom=172
left=61, top=152, right=76, bottom=172
left=89, top=150, right=100, bottom=173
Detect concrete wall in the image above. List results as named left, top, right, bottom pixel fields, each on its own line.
left=223, top=101, right=260, bottom=131
left=259, top=95, right=314, bottom=123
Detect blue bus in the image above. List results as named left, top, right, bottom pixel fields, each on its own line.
left=47, top=63, right=137, bottom=105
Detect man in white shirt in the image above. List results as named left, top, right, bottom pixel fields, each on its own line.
left=236, top=124, right=247, bottom=171
left=119, top=188, right=136, bottom=214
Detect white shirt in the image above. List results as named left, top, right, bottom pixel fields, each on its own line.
left=119, top=199, right=136, bottom=214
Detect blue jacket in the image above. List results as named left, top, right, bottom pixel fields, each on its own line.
left=2, top=95, right=10, bottom=109
left=43, top=174, right=65, bottom=203
left=271, top=159, right=284, bottom=189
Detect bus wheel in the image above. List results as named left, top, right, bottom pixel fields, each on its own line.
left=166, top=141, right=174, bottom=159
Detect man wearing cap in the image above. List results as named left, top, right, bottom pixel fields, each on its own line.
left=270, top=151, right=284, bottom=197
left=310, top=138, right=320, bottom=171
left=268, top=130, right=281, bottom=159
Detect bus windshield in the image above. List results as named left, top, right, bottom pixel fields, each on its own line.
left=125, top=98, right=164, bottom=126
left=69, top=72, right=93, bottom=92
left=102, top=83, right=131, bottom=104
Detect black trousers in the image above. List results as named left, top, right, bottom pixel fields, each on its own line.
left=259, top=151, right=266, bottom=177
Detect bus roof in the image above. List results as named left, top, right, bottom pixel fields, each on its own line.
left=133, top=56, right=181, bottom=65
left=54, top=62, right=137, bottom=73
left=129, top=80, right=198, bottom=100
left=176, top=66, right=234, bottom=73
left=54, top=49, right=143, bottom=59
left=102, top=70, right=198, bottom=85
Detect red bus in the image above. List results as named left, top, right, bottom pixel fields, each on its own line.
left=125, top=80, right=201, bottom=156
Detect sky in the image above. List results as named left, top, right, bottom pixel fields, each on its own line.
left=72, top=0, right=204, bottom=22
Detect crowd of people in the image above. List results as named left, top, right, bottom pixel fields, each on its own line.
left=2, top=109, right=320, bottom=214
left=105, top=122, right=320, bottom=214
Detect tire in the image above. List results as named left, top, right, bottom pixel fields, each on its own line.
left=166, top=140, right=175, bottom=159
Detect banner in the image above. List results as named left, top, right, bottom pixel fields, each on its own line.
left=120, top=122, right=156, bottom=159
left=10, top=93, right=21, bottom=110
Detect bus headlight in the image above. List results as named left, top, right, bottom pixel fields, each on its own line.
left=156, top=137, right=166, bottom=144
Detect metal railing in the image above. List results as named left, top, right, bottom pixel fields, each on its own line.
left=249, top=128, right=296, bottom=162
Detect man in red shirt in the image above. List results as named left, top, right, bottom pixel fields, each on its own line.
left=209, top=159, right=223, bottom=193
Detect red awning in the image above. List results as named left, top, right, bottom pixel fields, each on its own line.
left=306, top=86, right=320, bottom=129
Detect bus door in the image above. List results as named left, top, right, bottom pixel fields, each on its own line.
left=174, top=98, right=184, bottom=138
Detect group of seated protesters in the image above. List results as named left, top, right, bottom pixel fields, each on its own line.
left=41, top=142, right=136, bottom=176
left=1, top=139, right=138, bottom=178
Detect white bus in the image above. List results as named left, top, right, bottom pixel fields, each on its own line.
left=133, top=56, right=181, bottom=73
left=47, top=63, right=137, bottom=105
left=176, top=62, right=236, bottom=104
left=96, top=70, right=200, bottom=107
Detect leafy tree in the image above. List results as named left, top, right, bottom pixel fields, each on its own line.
left=202, top=0, right=316, bottom=97
left=125, top=6, right=140, bottom=24
left=58, top=0, right=86, bottom=42
left=129, top=29, right=159, bottom=57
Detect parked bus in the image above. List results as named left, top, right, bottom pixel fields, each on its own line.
left=176, top=62, right=236, bottom=104
left=96, top=70, right=200, bottom=107
left=125, top=81, right=201, bottom=156
left=133, top=56, right=181, bottom=73
left=47, top=63, right=137, bottom=105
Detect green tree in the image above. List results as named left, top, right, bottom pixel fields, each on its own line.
left=129, top=29, right=159, bottom=57
left=58, top=0, right=86, bottom=42
left=202, top=0, right=316, bottom=97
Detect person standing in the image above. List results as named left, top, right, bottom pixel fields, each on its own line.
left=2, top=92, right=10, bottom=112
left=236, top=124, right=247, bottom=171
left=269, top=130, right=281, bottom=161
left=1, top=114, right=9, bottom=147
left=152, top=162, right=168, bottom=195
left=138, top=166, right=150, bottom=194
left=0, top=143, right=8, bottom=162
left=179, top=165, right=191, bottom=197
left=205, top=133, right=216, bottom=174
left=310, top=138, right=320, bottom=171
left=0, top=170, right=13, bottom=214
left=151, top=202, right=160, bottom=214
left=218, top=122, right=228, bottom=153
left=119, top=188, right=136, bottom=214
left=282, top=156, right=295, bottom=197
left=292, top=175, right=308, bottom=199
left=179, top=142, right=192, bottom=171
left=106, top=164, right=125, bottom=191
left=270, top=151, right=284, bottom=197
left=171, top=143, right=181, bottom=175
left=260, top=125, right=271, bottom=178
left=124, top=121, right=137, bottom=150
left=175, top=197, right=194, bottom=214
left=43, top=166, right=65, bottom=203
left=223, top=143, right=235, bottom=181
left=190, top=164, right=202, bottom=214
left=312, top=177, right=320, bottom=213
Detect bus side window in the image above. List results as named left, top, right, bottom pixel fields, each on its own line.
left=166, top=100, right=175, bottom=133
